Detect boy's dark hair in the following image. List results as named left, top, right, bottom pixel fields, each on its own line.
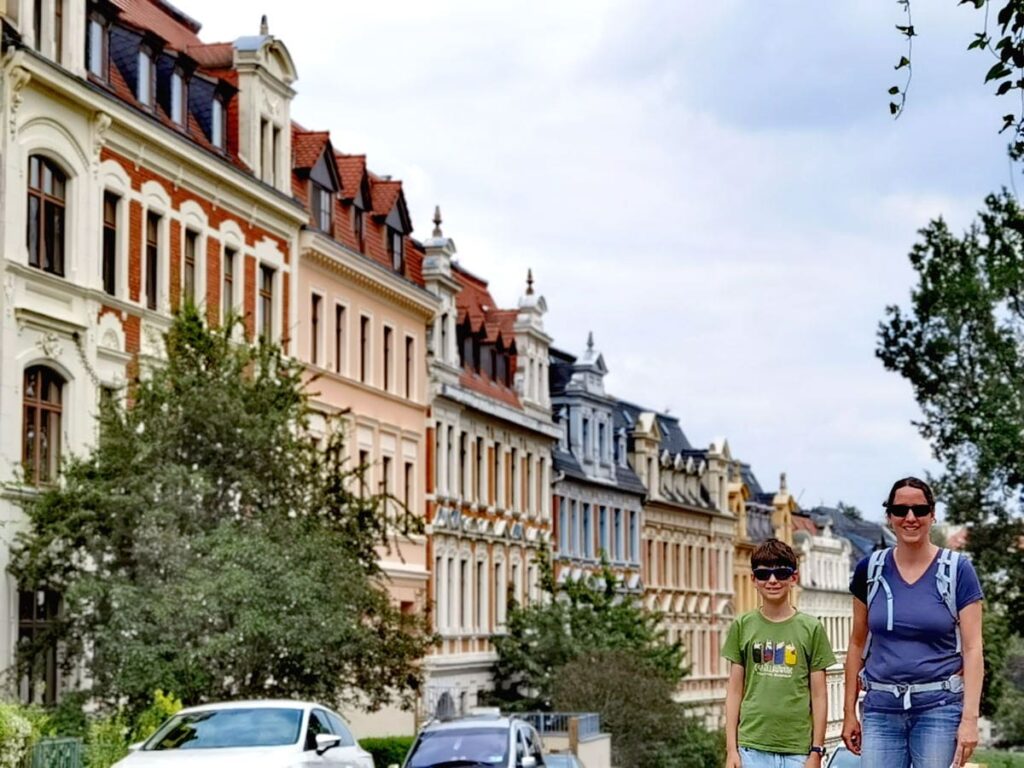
left=883, top=476, right=936, bottom=512
left=751, top=538, right=798, bottom=570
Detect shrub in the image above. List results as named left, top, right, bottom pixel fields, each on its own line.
left=0, top=702, right=34, bottom=768
left=361, top=735, right=414, bottom=767
left=130, top=689, right=182, bottom=743
left=84, top=714, right=129, bottom=768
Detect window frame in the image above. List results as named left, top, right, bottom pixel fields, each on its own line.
left=170, top=68, right=188, bottom=126
left=211, top=95, right=225, bottom=150
left=101, top=190, right=119, bottom=296
left=388, top=227, right=404, bottom=273
left=144, top=210, right=161, bottom=311
left=182, top=229, right=199, bottom=305
left=86, top=11, right=109, bottom=79
left=221, top=245, right=237, bottom=324
left=22, top=366, right=64, bottom=487
left=311, top=182, right=333, bottom=234
left=26, top=155, right=67, bottom=277
left=136, top=45, right=155, bottom=108
left=258, top=264, right=275, bottom=341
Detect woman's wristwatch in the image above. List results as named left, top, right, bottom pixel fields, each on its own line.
left=809, top=745, right=827, bottom=758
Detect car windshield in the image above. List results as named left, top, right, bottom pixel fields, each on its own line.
left=406, top=726, right=509, bottom=767
left=144, top=707, right=304, bottom=750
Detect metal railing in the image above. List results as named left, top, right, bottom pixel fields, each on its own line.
left=24, top=738, right=83, bottom=768
left=520, top=712, right=601, bottom=740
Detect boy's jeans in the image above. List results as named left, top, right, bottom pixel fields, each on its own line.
left=861, top=699, right=962, bottom=768
left=738, top=747, right=805, bottom=767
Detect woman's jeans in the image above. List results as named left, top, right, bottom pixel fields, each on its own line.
left=738, top=748, right=805, bottom=767
left=861, top=699, right=962, bottom=768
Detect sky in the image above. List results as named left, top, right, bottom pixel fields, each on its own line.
left=175, top=0, right=1013, bottom=520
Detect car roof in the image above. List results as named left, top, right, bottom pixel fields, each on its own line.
left=176, top=700, right=320, bottom=714
left=422, top=715, right=520, bottom=732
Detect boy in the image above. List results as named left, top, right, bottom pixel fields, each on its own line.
left=722, top=538, right=835, bottom=768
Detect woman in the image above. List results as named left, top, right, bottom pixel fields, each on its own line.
left=842, top=477, right=984, bottom=768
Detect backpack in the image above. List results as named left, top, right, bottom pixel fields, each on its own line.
left=862, top=547, right=961, bottom=660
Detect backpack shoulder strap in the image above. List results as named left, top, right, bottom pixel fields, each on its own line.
left=936, top=548, right=962, bottom=652
left=863, top=548, right=893, bottom=660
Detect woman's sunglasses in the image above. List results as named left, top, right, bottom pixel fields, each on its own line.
left=752, top=566, right=795, bottom=582
left=886, top=504, right=933, bottom=518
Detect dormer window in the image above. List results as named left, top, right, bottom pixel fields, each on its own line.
left=137, top=48, right=154, bottom=107
left=388, top=227, right=404, bottom=273
left=312, top=183, right=332, bottom=233
left=353, top=206, right=365, bottom=252
left=170, top=69, right=187, bottom=126
left=86, top=13, right=108, bottom=79
left=211, top=96, right=225, bottom=150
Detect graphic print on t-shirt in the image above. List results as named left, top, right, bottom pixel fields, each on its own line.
left=751, top=639, right=799, bottom=678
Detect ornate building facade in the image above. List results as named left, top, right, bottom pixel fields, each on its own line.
left=0, top=0, right=303, bottom=702
left=421, top=221, right=559, bottom=716
left=548, top=337, right=645, bottom=586
left=793, top=511, right=853, bottom=746
left=617, top=402, right=736, bottom=727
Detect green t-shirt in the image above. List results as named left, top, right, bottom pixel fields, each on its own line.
left=721, top=610, right=836, bottom=755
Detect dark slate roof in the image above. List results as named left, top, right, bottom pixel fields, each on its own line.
left=613, top=399, right=693, bottom=453
left=806, top=506, right=896, bottom=567
left=740, top=463, right=765, bottom=496
left=745, top=503, right=776, bottom=543
left=552, top=447, right=647, bottom=496
left=549, top=348, right=576, bottom=397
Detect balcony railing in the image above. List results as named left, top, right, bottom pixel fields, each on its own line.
left=520, top=712, right=601, bottom=741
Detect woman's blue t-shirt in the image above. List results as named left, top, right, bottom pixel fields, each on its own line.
left=850, top=549, right=983, bottom=712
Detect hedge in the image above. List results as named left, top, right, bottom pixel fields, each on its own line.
left=360, top=735, right=415, bottom=767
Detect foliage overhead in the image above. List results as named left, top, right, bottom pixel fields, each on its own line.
left=9, top=305, right=433, bottom=714
left=892, top=0, right=1024, bottom=159
left=490, top=555, right=685, bottom=711
left=876, top=191, right=1024, bottom=635
left=553, top=650, right=722, bottom=768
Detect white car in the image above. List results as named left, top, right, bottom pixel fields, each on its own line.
left=112, top=700, right=375, bottom=768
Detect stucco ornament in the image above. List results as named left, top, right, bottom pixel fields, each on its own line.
left=37, top=331, right=62, bottom=358
left=8, top=65, right=31, bottom=135
left=93, top=111, right=112, bottom=160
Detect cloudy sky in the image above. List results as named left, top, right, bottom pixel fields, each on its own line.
left=177, top=0, right=1011, bottom=519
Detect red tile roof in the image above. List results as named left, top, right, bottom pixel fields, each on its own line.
left=369, top=176, right=401, bottom=217
left=335, top=153, right=367, bottom=201
left=293, top=130, right=330, bottom=170
left=111, top=0, right=204, bottom=52
left=792, top=514, right=818, bottom=535
left=186, top=42, right=233, bottom=69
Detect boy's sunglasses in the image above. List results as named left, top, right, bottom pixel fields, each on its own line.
left=752, top=566, right=795, bottom=582
left=886, top=504, right=933, bottom=518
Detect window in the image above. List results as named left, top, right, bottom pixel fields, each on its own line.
left=389, top=228, right=404, bottom=273
left=613, top=509, right=622, bottom=560
left=381, top=455, right=392, bottom=496
left=23, top=367, right=63, bottom=486
left=404, top=336, right=414, bottom=399
left=383, top=326, right=393, bottom=391
left=359, top=316, right=369, bottom=383
left=170, top=69, right=187, bottom=125
left=476, top=437, right=485, bottom=502
left=476, top=560, right=487, bottom=630
left=311, top=294, right=322, bottom=365
left=598, top=422, right=606, bottom=461
left=334, top=305, right=345, bottom=374
left=259, top=265, right=274, bottom=340
left=558, top=498, right=568, bottom=553
left=183, top=230, right=198, bottom=304
left=599, top=506, right=608, bottom=556
left=102, top=191, right=118, bottom=295
left=19, top=589, right=60, bottom=705
left=137, top=48, right=154, bottom=107
left=272, top=126, right=281, bottom=187
left=26, top=156, right=66, bottom=276
left=211, top=96, right=225, bottom=150
left=54, top=0, right=63, bottom=62
left=358, top=449, right=370, bottom=495
left=86, top=14, right=107, bottom=78
left=353, top=207, right=364, bottom=251
left=583, top=503, right=592, bottom=558
left=33, top=0, right=42, bottom=51
left=312, top=183, right=332, bottom=233
left=630, top=510, right=639, bottom=562
left=459, top=432, right=467, bottom=498
left=222, top=247, right=236, bottom=323
left=145, top=212, right=160, bottom=310
left=404, top=461, right=413, bottom=511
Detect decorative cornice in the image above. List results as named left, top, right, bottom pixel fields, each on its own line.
left=301, top=239, right=438, bottom=320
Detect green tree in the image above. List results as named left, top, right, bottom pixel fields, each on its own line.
left=490, top=555, right=684, bottom=711
left=9, top=305, right=433, bottom=715
left=552, top=650, right=722, bottom=768
left=877, top=191, right=1024, bottom=635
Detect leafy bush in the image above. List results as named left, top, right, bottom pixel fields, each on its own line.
left=361, top=735, right=414, bottom=767
left=0, top=703, right=34, bottom=768
left=130, top=689, right=182, bottom=743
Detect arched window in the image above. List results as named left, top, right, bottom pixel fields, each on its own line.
left=26, top=156, right=66, bottom=276
left=23, top=366, right=64, bottom=485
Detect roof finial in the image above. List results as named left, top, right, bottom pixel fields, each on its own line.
left=780, top=471, right=788, bottom=493
left=260, top=14, right=269, bottom=36
left=432, top=205, right=443, bottom=238
left=526, top=268, right=534, bottom=295
left=587, top=331, right=594, bottom=351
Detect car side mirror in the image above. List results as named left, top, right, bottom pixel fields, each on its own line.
left=315, top=733, right=342, bottom=755
left=520, top=757, right=537, bottom=768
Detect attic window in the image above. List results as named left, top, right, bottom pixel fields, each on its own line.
left=353, top=206, right=364, bottom=252
left=137, top=47, right=155, bottom=107
left=388, top=227, right=404, bottom=273
left=170, top=69, right=187, bottom=126
left=86, top=13, right=108, bottom=79
left=312, top=183, right=332, bottom=233
left=211, top=96, right=225, bottom=150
